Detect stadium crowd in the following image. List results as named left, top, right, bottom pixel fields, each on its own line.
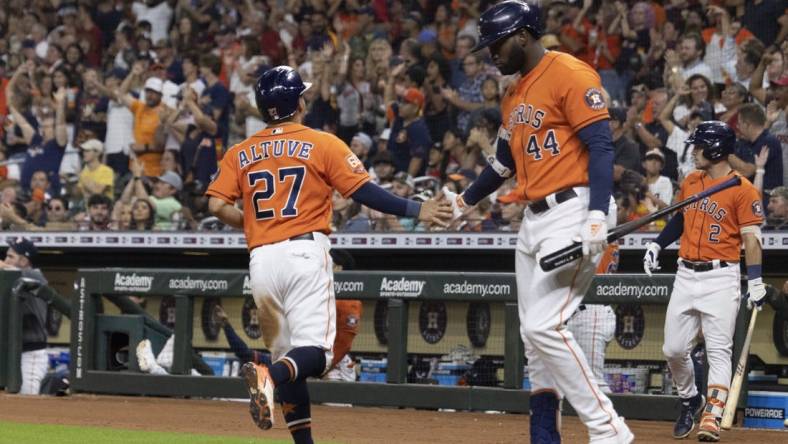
left=0, top=0, right=786, bottom=234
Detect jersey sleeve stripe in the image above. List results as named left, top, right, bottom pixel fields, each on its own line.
left=205, top=189, right=236, bottom=204
left=574, top=113, right=610, bottom=132
left=340, top=176, right=371, bottom=199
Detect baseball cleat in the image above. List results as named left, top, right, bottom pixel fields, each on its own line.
left=135, top=339, right=155, bottom=373
left=242, top=362, right=275, bottom=430
left=673, top=394, right=705, bottom=439
left=696, top=414, right=720, bottom=442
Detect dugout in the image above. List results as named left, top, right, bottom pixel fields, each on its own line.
left=58, top=268, right=758, bottom=422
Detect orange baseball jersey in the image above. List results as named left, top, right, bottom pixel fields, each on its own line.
left=677, top=171, right=763, bottom=262
left=501, top=51, right=609, bottom=202
left=595, top=243, right=620, bottom=274
left=206, top=123, right=370, bottom=249
left=332, top=300, right=361, bottom=367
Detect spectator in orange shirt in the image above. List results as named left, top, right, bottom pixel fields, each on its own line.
left=110, top=62, right=168, bottom=177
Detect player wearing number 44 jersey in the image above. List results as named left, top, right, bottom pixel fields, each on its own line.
left=442, top=2, right=633, bottom=443
left=643, top=121, right=765, bottom=442
left=206, top=66, right=452, bottom=444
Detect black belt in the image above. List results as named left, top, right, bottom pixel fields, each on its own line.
left=680, top=260, right=730, bottom=272
left=529, top=189, right=578, bottom=214
left=289, top=232, right=315, bottom=241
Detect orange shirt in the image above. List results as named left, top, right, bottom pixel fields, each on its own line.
left=677, top=171, right=763, bottom=262
left=502, top=51, right=609, bottom=201
left=206, top=123, right=370, bottom=250
left=129, top=99, right=163, bottom=177
left=595, top=243, right=620, bottom=274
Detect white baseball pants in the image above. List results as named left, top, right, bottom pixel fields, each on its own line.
left=517, top=187, right=625, bottom=440
left=663, top=261, right=740, bottom=399
left=249, top=232, right=335, bottom=372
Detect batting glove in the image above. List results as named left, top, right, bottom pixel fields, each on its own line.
left=441, top=186, right=467, bottom=220
left=746, top=277, right=767, bottom=311
left=580, top=210, right=607, bottom=257
left=642, top=242, right=661, bottom=277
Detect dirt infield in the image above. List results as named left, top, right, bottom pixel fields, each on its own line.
left=0, top=394, right=784, bottom=443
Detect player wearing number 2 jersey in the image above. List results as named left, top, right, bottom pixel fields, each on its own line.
left=643, top=121, right=765, bottom=442
left=206, top=66, right=451, bottom=444
left=441, top=2, right=632, bottom=443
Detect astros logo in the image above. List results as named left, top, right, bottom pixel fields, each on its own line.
left=584, top=88, right=606, bottom=110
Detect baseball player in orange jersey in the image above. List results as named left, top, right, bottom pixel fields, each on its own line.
left=443, top=2, right=633, bottom=443
left=206, top=66, right=451, bottom=444
left=643, top=121, right=765, bottom=442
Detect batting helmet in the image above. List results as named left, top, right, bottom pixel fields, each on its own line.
left=685, top=121, right=736, bottom=161
left=472, top=0, right=543, bottom=52
left=254, top=66, right=312, bottom=123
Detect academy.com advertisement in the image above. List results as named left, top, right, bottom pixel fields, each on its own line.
left=586, top=275, right=673, bottom=303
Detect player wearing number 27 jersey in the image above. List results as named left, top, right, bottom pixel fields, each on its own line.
left=643, top=121, right=764, bottom=442
left=206, top=66, right=451, bottom=444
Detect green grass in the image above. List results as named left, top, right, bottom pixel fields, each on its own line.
left=0, top=422, right=298, bottom=444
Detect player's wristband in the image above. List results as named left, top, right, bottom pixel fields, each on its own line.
left=405, top=200, right=420, bottom=218
left=747, top=265, right=762, bottom=281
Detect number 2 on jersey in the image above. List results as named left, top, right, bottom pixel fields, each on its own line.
left=248, top=166, right=305, bottom=220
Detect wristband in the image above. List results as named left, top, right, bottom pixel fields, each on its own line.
left=756, top=168, right=765, bottom=175
left=747, top=264, right=762, bottom=281
left=405, top=200, right=421, bottom=218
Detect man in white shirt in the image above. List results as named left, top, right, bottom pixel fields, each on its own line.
left=132, top=1, right=173, bottom=45
left=675, top=34, right=714, bottom=82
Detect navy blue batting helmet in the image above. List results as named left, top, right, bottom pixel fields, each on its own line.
left=472, top=0, right=543, bottom=52
left=254, top=66, right=312, bottom=123
left=685, top=121, right=736, bottom=161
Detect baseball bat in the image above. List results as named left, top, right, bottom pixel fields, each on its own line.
left=539, top=175, right=742, bottom=271
left=721, top=308, right=759, bottom=430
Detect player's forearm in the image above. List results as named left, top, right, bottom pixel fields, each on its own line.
left=743, top=232, right=762, bottom=269
left=462, top=166, right=506, bottom=205
left=579, top=120, right=614, bottom=213
left=208, top=198, right=244, bottom=229
left=350, top=182, right=420, bottom=218
left=655, top=212, right=684, bottom=249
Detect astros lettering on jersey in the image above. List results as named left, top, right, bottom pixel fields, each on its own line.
left=206, top=124, right=370, bottom=248
left=677, top=171, right=763, bottom=262
left=501, top=51, right=609, bottom=201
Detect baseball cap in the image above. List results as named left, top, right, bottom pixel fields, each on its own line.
left=771, top=75, right=788, bottom=87
left=156, top=171, right=183, bottom=191
left=448, top=168, right=478, bottom=182
left=401, top=88, right=425, bottom=109
left=540, top=34, right=561, bottom=50
left=352, top=132, right=373, bottom=151
left=393, top=171, right=415, bottom=188
left=144, top=77, right=164, bottom=94
left=769, top=186, right=788, bottom=200
left=108, top=67, right=128, bottom=80
left=372, top=151, right=394, bottom=166
left=80, top=139, right=104, bottom=154
left=644, top=148, right=665, bottom=162
left=418, top=29, right=438, bottom=44
left=8, top=238, right=37, bottom=262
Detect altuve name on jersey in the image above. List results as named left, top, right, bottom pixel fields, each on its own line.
left=682, top=197, right=727, bottom=222
left=237, top=139, right=315, bottom=169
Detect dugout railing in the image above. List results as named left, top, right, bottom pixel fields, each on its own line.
left=43, top=268, right=748, bottom=422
